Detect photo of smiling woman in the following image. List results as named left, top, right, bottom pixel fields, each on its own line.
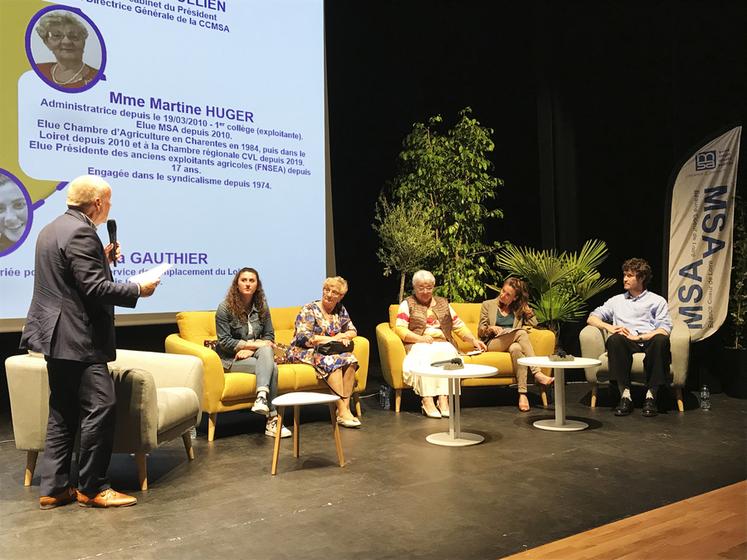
left=33, top=10, right=99, bottom=88
left=0, top=175, right=29, bottom=255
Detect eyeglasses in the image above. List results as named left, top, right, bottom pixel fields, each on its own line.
left=414, top=284, right=435, bottom=292
left=323, top=287, right=343, bottom=296
left=47, top=31, right=84, bottom=42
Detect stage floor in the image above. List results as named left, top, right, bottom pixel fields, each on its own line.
left=0, top=382, right=745, bottom=559
left=504, top=480, right=747, bottom=559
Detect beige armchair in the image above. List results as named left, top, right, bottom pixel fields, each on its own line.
left=579, top=318, right=690, bottom=411
left=5, top=349, right=203, bottom=490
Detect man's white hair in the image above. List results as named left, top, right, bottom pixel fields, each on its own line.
left=66, top=175, right=110, bottom=208
left=412, top=270, right=435, bottom=286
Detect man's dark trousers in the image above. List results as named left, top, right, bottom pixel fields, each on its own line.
left=40, top=359, right=116, bottom=497
left=606, top=333, right=671, bottom=390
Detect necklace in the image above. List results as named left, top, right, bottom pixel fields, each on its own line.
left=51, top=62, right=86, bottom=85
left=318, top=301, right=336, bottom=319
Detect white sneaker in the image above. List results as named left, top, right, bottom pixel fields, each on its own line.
left=265, top=416, right=291, bottom=438
left=252, top=395, right=269, bottom=415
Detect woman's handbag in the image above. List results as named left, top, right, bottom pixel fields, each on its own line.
left=316, top=339, right=354, bottom=355
left=273, top=342, right=289, bottom=364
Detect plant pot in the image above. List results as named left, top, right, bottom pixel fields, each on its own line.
left=722, top=348, right=747, bottom=398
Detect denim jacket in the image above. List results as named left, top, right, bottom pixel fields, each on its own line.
left=215, top=300, right=275, bottom=369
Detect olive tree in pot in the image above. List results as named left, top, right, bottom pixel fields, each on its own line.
left=723, top=193, right=747, bottom=397
left=373, top=197, right=439, bottom=303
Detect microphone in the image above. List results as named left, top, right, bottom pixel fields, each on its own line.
left=106, top=219, right=117, bottom=267
left=430, top=357, right=464, bottom=368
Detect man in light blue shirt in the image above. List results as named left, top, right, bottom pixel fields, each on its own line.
left=587, top=258, right=672, bottom=417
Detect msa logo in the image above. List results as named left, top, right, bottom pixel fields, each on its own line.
left=695, top=151, right=717, bottom=171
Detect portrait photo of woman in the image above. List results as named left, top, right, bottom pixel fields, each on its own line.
left=0, top=173, right=30, bottom=256
left=30, top=9, right=102, bottom=90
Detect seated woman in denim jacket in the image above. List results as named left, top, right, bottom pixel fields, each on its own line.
left=215, top=267, right=290, bottom=438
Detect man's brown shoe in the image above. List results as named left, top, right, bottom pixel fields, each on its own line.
left=77, top=488, right=137, bottom=508
left=39, top=487, right=76, bottom=510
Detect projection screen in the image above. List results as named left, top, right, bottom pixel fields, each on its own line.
left=0, top=0, right=331, bottom=331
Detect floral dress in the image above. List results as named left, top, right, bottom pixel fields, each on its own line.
left=286, top=301, right=358, bottom=379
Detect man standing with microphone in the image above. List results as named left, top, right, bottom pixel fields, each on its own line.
left=20, top=175, right=159, bottom=509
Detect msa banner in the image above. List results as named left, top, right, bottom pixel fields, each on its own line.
left=667, top=125, right=741, bottom=342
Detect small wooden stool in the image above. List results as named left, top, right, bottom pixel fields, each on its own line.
left=270, top=392, right=345, bottom=475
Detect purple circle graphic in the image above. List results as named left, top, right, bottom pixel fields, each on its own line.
left=25, top=5, right=107, bottom=94
left=0, top=169, right=34, bottom=258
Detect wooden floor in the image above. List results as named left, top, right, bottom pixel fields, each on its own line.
left=503, top=481, right=747, bottom=560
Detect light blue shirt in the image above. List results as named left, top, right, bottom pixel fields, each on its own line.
left=591, top=290, right=672, bottom=335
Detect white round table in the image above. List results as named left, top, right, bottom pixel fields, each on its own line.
left=414, top=363, right=497, bottom=446
left=517, top=356, right=601, bottom=432
left=270, top=392, right=344, bottom=475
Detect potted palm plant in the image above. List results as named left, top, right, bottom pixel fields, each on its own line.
left=494, top=239, right=616, bottom=345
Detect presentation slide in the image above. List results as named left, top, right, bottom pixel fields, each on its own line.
left=0, top=0, right=327, bottom=329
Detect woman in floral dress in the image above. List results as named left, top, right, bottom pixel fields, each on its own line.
left=287, top=276, right=360, bottom=428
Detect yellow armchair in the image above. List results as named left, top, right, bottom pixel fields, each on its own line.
left=376, top=303, right=555, bottom=412
left=165, top=307, right=369, bottom=441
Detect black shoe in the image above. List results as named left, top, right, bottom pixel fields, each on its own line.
left=642, top=397, right=658, bottom=417
left=614, top=397, right=633, bottom=416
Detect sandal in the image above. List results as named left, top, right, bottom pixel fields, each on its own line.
left=518, top=394, right=530, bottom=412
